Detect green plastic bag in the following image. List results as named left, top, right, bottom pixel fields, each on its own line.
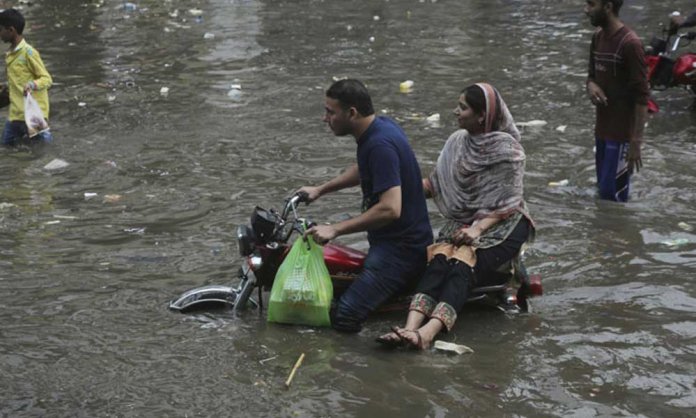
left=267, top=235, right=333, bottom=327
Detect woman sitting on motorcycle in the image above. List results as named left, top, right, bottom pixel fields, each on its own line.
left=377, top=83, right=534, bottom=350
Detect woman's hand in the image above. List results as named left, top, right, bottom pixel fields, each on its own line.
left=452, top=226, right=481, bottom=247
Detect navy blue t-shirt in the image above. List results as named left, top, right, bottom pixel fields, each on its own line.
left=356, top=116, right=432, bottom=248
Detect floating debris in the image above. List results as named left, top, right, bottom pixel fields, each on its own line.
left=43, top=159, right=69, bottom=171
left=556, top=125, right=567, bottom=133
left=548, top=179, right=569, bottom=187
left=517, top=120, right=548, bottom=127
left=285, top=353, right=305, bottom=389
left=399, top=80, right=414, bottom=93
left=103, top=194, right=122, bottom=203
left=434, top=340, right=474, bottom=355
left=160, top=87, right=169, bottom=96
left=122, top=2, right=137, bottom=12
left=227, top=84, right=242, bottom=101
left=426, top=113, right=440, bottom=123
left=661, top=238, right=689, bottom=247
left=678, top=222, right=693, bottom=232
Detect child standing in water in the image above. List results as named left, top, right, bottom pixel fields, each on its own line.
left=0, top=8, right=52, bottom=146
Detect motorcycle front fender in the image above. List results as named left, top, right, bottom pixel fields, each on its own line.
left=168, top=285, right=239, bottom=312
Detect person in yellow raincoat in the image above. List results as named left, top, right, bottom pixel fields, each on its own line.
left=0, top=8, right=52, bottom=146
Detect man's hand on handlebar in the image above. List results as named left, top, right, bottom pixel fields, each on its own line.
left=304, top=224, right=337, bottom=245
left=670, top=15, right=685, bottom=35
left=295, top=186, right=321, bottom=204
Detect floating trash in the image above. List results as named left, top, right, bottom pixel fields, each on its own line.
left=678, top=222, right=693, bottom=232
left=84, top=192, right=98, bottom=200
left=188, top=8, right=203, bottom=16
left=43, top=159, right=69, bottom=171
left=160, top=87, right=169, bottom=96
left=425, top=113, right=440, bottom=123
left=369, top=36, right=375, bottom=43
left=661, top=238, right=689, bottom=247
left=556, top=125, right=567, bottom=132
left=227, top=84, right=242, bottom=101
left=103, top=194, right=122, bottom=203
left=517, top=120, right=548, bottom=127
left=203, top=32, right=215, bottom=40
left=433, top=340, right=474, bottom=355
left=548, top=179, right=569, bottom=187
left=399, top=80, right=414, bottom=93
left=122, top=2, right=137, bottom=12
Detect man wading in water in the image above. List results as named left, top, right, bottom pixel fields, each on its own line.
left=585, top=0, right=648, bottom=202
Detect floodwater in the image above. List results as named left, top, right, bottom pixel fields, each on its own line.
left=2, top=0, right=696, bottom=416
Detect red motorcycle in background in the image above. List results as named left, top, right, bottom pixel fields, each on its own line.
left=169, top=193, right=543, bottom=317
left=645, top=19, right=696, bottom=111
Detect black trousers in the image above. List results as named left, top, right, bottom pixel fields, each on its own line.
left=415, top=217, right=531, bottom=313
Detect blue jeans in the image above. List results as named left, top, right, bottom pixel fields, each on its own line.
left=2, top=120, right=53, bottom=146
left=331, top=242, right=428, bottom=333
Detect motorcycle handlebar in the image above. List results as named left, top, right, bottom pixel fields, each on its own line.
left=281, top=191, right=311, bottom=222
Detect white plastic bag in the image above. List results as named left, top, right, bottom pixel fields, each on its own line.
left=24, top=92, right=49, bottom=137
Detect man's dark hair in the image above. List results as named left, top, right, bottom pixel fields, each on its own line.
left=0, top=8, right=25, bottom=34
left=326, top=79, right=375, bottom=117
left=601, top=0, right=623, bottom=15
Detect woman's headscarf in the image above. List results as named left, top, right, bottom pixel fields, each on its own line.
left=429, top=83, right=526, bottom=225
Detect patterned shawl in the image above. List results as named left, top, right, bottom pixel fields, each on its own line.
left=429, top=83, right=526, bottom=225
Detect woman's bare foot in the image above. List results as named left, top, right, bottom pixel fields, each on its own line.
left=394, top=327, right=430, bottom=350
left=375, top=326, right=407, bottom=347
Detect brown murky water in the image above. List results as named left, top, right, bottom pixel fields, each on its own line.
left=2, top=0, right=696, bottom=416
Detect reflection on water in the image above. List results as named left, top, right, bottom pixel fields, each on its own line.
left=1, top=0, right=696, bottom=416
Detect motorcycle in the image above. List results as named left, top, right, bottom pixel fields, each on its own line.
left=645, top=20, right=696, bottom=111
left=169, top=192, right=543, bottom=317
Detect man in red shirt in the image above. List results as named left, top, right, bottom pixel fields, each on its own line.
left=585, top=0, right=649, bottom=202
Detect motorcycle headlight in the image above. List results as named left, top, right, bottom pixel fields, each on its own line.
left=236, top=225, right=255, bottom=256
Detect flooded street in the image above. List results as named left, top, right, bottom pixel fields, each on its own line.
left=2, top=0, right=696, bottom=416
